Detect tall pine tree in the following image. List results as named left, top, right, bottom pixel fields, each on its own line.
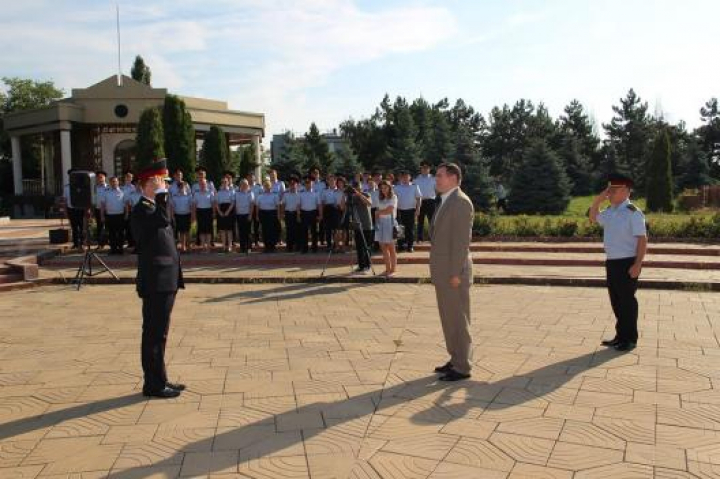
left=135, top=107, right=165, bottom=171
left=679, top=139, right=712, bottom=190
left=303, top=123, right=334, bottom=173
left=200, top=126, right=229, bottom=184
left=696, top=98, right=720, bottom=179
left=387, top=97, right=420, bottom=174
left=130, top=55, right=152, bottom=85
left=162, top=95, right=196, bottom=180
left=645, top=128, right=674, bottom=212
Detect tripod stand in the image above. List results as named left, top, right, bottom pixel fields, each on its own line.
left=72, top=211, right=119, bottom=290
left=320, top=193, right=375, bottom=278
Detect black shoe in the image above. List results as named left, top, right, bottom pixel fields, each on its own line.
left=166, top=382, right=186, bottom=391
left=143, top=387, right=181, bottom=398
left=434, top=361, right=453, bottom=373
left=601, top=337, right=620, bottom=347
left=407, top=247, right=415, bottom=253
left=614, top=341, right=637, bottom=352
left=439, top=369, right=471, bottom=382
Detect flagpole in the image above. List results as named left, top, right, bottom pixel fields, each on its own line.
left=116, top=4, right=122, bottom=86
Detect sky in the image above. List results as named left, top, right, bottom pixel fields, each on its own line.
left=2, top=0, right=718, bottom=145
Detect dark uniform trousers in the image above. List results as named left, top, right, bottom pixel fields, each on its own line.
left=606, top=257, right=639, bottom=343
left=132, top=193, right=184, bottom=393
left=301, top=210, right=319, bottom=253
left=417, top=198, right=436, bottom=241
left=94, top=208, right=105, bottom=245
left=106, top=214, right=125, bottom=252
left=354, top=229, right=373, bottom=269
left=259, top=210, right=279, bottom=251
left=68, top=208, right=85, bottom=247
left=284, top=212, right=300, bottom=252
left=236, top=214, right=251, bottom=252
left=252, top=217, right=261, bottom=246
left=398, top=208, right=416, bottom=249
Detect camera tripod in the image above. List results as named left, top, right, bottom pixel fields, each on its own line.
left=72, top=212, right=119, bottom=290
left=320, top=196, right=375, bottom=278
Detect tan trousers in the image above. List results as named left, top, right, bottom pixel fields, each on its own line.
left=434, top=282, right=472, bottom=374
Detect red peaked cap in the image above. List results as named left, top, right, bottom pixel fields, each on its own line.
left=607, top=173, right=633, bottom=188
left=137, top=158, right=169, bottom=181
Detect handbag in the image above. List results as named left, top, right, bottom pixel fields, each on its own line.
left=391, top=212, right=405, bottom=240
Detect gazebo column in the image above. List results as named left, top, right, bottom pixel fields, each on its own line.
left=252, top=134, right=262, bottom=180
left=11, top=135, right=22, bottom=195
left=60, top=130, right=72, bottom=187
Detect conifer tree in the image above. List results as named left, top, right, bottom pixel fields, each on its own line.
left=135, top=107, right=164, bottom=171
left=646, top=129, right=674, bottom=212
left=508, top=140, right=571, bottom=215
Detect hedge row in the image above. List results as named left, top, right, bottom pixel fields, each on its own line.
left=473, top=214, right=720, bottom=239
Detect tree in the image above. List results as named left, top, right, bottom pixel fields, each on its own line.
left=303, top=123, right=334, bottom=173
left=270, top=131, right=305, bottom=179
left=557, top=135, right=593, bottom=195
left=645, top=129, right=674, bottom=213
left=135, top=107, right=165, bottom=172
left=238, top=144, right=259, bottom=178
left=131, top=55, right=152, bottom=85
left=386, top=97, right=420, bottom=174
left=200, top=125, right=229, bottom=183
left=463, top=162, right=494, bottom=212
left=679, top=139, right=712, bottom=190
left=507, top=140, right=571, bottom=215
left=334, top=144, right=362, bottom=178
left=696, top=98, right=720, bottom=179
left=162, top=95, right=196, bottom=180
left=559, top=100, right=600, bottom=160
left=604, top=89, right=654, bottom=192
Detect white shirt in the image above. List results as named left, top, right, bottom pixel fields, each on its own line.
left=215, top=188, right=235, bottom=205
left=234, top=191, right=255, bottom=215
left=299, top=190, right=320, bottom=211
left=94, top=183, right=108, bottom=208
left=193, top=189, right=214, bottom=209
left=321, top=188, right=338, bottom=206
left=102, top=187, right=126, bottom=215
left=193, top=180, right=216, bottom=194
left=395, top=183, right=421, bottom=210
left=369, top=188, right=380, bottom=208
left=271, top=180, right=286, bottom=197
left=377, top=196, right=398, bottom=217
left=435, top=187, right=458, bottom=218
left=282, top=191, right=301, bottom=212
left=256, top=192, right=279, bottom=211
left=415, top=174, right=436, bottom=199
left=171, top=191, right=192, bottom=215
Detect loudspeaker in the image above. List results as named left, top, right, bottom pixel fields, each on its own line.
left=49, top=228, right=69, bottom=244
left=69, top=171, right=96, bottom=209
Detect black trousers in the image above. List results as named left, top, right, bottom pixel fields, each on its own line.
left=236, top=214, right=251, bottom=252
left=124, top=217, right=134, bottom=247
left=284, top=212, right=301, bottom=251
left=252, top=216, right=261, bottom=245
left=106, top=214, right=125, bottom=252
left=354, top=229, right=373, bottom=269
left=68, top=208, right=85, bottom=247
left=417, top=199, right=436, bottom=241
left=398, top=208, right=416, bottom=249
left=606, top=257, right=639, bottom=343
left=371, top=207, right=379, bottom=251
left=259, top=210, right=279, bottom=251
left=301, top=210, right=319, bottom=252
left=141, top=292, right=176, bottom=391
left=93, top=208, right=105, bottom=245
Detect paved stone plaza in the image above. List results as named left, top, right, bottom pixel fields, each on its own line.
left=1, top=283, right=720, bottom=478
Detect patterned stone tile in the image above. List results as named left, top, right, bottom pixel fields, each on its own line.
left=489, top=432, right=555, bottom=466
left=496, top=417, right=564, bottom=440
left=625, top=442, right=687, bottom=469
left=508, top=463, right=572, bottom=479
left=547, top=441, right=624, bottom=470
left=369, top=451, right=438, bottom=479
left=444, top=437, right=515, bottom=472
left=573, top=463, right=654, bottom=479
left=558, top=420, right=625, bottom=450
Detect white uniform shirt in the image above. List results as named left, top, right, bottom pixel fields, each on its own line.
left=256, top=192, right=279, bottom=211
left=171, top=191, right=192, bottom=215
left=193, top=189, right=215, bottom=209
left=321, top=188, right=338, bottom=206
left=126, top=188, right=142, bottom=207
left=299, top=190, right=320, bottom=211
left=369, top=188, right=380, bottom=208
left=94, top=183, right=108, bottom=208
left=597, top=199, right=647, bottom=260
left=121, top=183, right=136, bottom=197
left=415, top=174, right=436, bottom=199
left=282, top=191, right=301, bottom=212
left=102, top=187, right=126, bottom=215
left=271, top=180, right=286, bottom=197
left=315, top=180, right=327, bottom=196
left=234, top=191, right=255, bottom=215
left=215, top=188, right=235, bottom=205
left=192, top=180, right=216, bottom=195
left=395, top=183, right=421, bottom=210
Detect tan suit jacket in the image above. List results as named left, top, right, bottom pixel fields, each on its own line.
left=429, top=187, right=474, bottom=374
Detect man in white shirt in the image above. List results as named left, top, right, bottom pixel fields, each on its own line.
left=101, top=176, right=127, bottom=255
left=280, top=176, right=301, bottom=252
left=394, top=171, right=422, bottom=252
left=298, top=176, right=322, bottom=253
left=93, top=170, right=109, bottom=247
left=415, top=161, right=437, bottom=243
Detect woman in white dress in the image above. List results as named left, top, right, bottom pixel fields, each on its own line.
left=374, top=180, right=398, bottom=277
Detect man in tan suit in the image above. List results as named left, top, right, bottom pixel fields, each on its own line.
left=429, top=163, right=474, bottom=381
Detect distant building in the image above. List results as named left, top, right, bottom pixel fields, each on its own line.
left=270, top=128, right=349, bottom=163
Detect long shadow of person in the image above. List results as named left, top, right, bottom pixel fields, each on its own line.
left=103, top=347, right=622, bottom=478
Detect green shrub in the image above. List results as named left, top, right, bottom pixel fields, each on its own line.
left=473, top=214, right=497, bottom=237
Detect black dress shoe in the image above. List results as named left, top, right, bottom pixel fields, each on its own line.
left=143, top=387, right=181, bottom=398
left=601, top=337, right=620, bottom=347
left=614, top=341, right=637, bottom=352
left=439, top=369, right=471, bottom=382
left=434, top=362, right=454, bottom=373
left=166, top=382, right=186, bottom=391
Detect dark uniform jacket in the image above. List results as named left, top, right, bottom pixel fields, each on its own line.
left=131, top=193, right=184, bottom=298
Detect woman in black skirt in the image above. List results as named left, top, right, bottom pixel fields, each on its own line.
left=255, top=180, right=280, bottom=252
left=192, top=178, right=215, bottom=252
left=170, top=181, right=192, bottom=253
left=214, top=177, right=235, bottom=253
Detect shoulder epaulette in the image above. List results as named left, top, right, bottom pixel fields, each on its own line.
left=626, top=204, right=639, bottom=212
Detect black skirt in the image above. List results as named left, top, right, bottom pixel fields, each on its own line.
left=196, top=208, right=213, bottom=234
left=217, top=203, right=234, bottom=231
left=323, top=205, right=340, bottom=229
left=174, top=213, right=191, bottom=233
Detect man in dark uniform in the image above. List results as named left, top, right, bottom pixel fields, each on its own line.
left=589, top=173, right=647, bottom=352
left=131, top=159, right=186, bottom=398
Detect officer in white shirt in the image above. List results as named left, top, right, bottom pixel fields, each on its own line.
left=590, top=173, right=647, bottom=352
left=101, top=176, right=127, bottom=254
left=192, top=167, right=216, bottom=194
left=298, top=176, right=322, bottom=253
left=415, top=161, right=437, bottom=242
left=255, top=180, right=281, bottom=252
left=64, top=169, right=85, bottom=249
left=280, top=176, right=302, bottom=252
left=310, top=168, right=327, bottom=245
left=120, top=171, right=136, bottom=247
left=394, top=171, right=422, bottom=252
left=170, top=180, right=193, bottom=253
left=320, top=175, right=340, bottom=250
left=268, top=169, right=286, bottom=197
left=246, top=172, right=264, bottom=246
left=234, top=179, right=255, bottom=254
left=169, top=168, right=184, bottom=196
left=93, top=170, right=109, bottom=247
